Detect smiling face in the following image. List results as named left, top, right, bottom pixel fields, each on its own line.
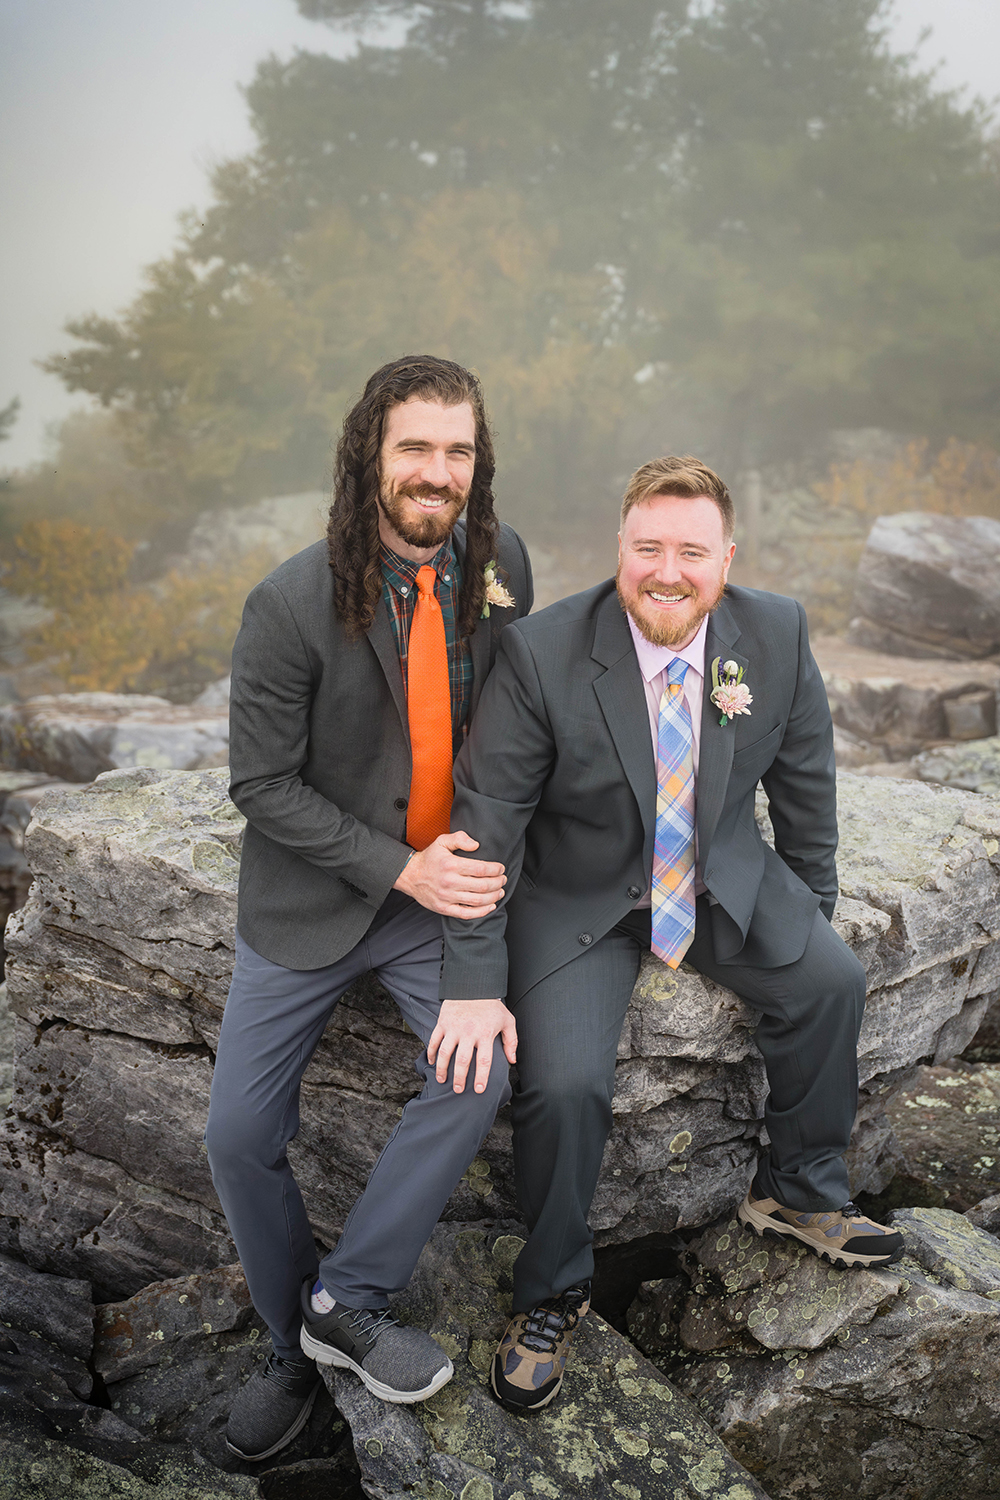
left=377, top=396, right=477, bottom=559
left=617, top=493, right=736, bottom=648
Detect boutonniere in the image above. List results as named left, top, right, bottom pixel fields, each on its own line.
left=710, top=657, right=752, bottom=726
left=481, top=560, right=515, bottom=617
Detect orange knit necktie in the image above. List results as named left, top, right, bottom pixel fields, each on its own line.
left=405, top=565, right=454, bottom=850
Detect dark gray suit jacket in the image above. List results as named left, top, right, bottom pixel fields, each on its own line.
left=229, top=522, right=533, bottom=969
left=441, top=581, right=837, bottom=1003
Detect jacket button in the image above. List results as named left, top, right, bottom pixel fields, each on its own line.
left=578, top=933, right=593, bottom=946
left=394, top=797, right=408, bottom=810
left=627, top=885, right=642, bottom=900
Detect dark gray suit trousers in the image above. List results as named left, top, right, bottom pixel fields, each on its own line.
left=206, top=893, right=511, bottom=1360
left=509, top=897, right=865, bottom=1312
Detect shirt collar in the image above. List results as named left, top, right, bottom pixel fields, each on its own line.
left=626, top=610, right=710, bottom=684
left=380, top=537, right=456, bottom=596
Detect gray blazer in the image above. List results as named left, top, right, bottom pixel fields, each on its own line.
left=229, top=522, right=533, bottom=969
left=441, top=581, right=837, bottom=1003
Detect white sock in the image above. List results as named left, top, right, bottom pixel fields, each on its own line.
left=311, top=1279, right=336, bottom=1314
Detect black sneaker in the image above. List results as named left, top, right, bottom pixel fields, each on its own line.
left=225, top=1352, right=321, bottom=1461
left=299, top=1280, right=453, bottom=1404
left=490, top=1282, right=591, bottom=1413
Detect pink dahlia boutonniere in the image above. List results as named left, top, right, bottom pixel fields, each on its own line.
left=710, top=657, right=752, bottom=727
left=481, top=561, right=515, bottom=617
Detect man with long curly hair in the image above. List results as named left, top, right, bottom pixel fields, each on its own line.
left=207, top=355, right=532, bottom=1460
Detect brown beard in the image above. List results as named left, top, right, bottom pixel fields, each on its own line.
left=616, top=570, right=726, bottom=647
left=378, top=481, right=469, bottom=549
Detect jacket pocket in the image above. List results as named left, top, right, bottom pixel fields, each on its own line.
left=730, top=722, right=782, bottom=773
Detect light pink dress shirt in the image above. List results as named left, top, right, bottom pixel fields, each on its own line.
left=625, top=612, right=710, bottom=905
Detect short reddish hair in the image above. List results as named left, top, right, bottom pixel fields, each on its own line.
left=621, top=456, right=734, bottom=541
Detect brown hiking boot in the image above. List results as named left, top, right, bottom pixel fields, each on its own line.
left=490, top=1282, right=590, bottom=1413
left=738, top=1187, right=904, bottom=1269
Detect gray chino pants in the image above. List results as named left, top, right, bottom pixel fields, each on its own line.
left=206, top=892, right=511, bottom=1361
left=509, top=897, right=867, bottom=1313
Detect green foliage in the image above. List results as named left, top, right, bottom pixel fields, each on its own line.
left=1, top=411, right=202, bottom=546
left=44, top=0, right=1000, bottom=540
left=2, top=517, right=270, bottom=697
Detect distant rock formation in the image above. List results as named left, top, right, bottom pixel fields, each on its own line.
left=0, top=693, right=228, bottom=783
left=848, top=512, right=1000, bottom=659
left=814, top=636, right=1000, bottom=763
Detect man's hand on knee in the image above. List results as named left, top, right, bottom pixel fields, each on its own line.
left=394, top=831, right=506, bottom=918
left=427, top=999, right=517, bottom=1094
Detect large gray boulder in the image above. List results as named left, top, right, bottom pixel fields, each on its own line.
left=813, top=636, right=1000, bottom=756
left=0, top=692, right=229, bottom=782
left=848, top=511, right=1000, bottom=659
left=1, top=767, right=998, bottom=1301
left=630, top=1208, right=1000, bottom=1500
left=329, top=1220, right=768, bottom=1500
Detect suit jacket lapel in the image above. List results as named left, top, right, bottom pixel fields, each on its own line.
left=592, top=596, right=657, bottom=867
left=366, top=595, right=408, bottom=736
left=452, top=522, right=491, bottom=716
left=697, top=597, right=746, bottom=859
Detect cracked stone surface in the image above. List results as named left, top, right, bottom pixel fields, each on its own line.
left=1, top=768, right=999, bottom=1295
left=879, top=1063, right=1000, bottom=1211
left=628, top=1208, right=1000, bottom=1500
left=329, top=1220, right=767, bottom=1500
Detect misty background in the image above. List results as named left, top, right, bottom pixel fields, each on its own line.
left=1, top=0, right=999, bottom=699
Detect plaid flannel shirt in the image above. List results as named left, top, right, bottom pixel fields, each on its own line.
left=380, top=538, right=473, bottom=754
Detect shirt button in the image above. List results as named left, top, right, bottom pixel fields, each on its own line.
left=627, top=885, right=642, bottom=900
left=443, top=574, right=451, bottom=582
left=578, top=933, right=593, bottom=946
left=394, top=797, right=408, bottom=811
left=400, top=586, right=409, bottom=595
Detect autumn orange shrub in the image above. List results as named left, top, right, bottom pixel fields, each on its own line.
left=3, top=519, right=269, bottom=696
left=814, top=438, right=1000, bottom=523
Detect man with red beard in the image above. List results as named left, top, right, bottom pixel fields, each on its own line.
left=435, top=455, right=904, bottom=1414
left=207, top=356, right=531, bottom=1459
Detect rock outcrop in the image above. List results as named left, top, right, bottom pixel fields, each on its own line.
left=328, top=1220, right=768, bottom=1500
left=914, top=735, right=1000, bottom=794
left=875, top=1061, right=1000, bottom=1211
left=180, top=491, right=327, bottom=574
left=628, top=1207, right=1000, bottom=1500
left=0, top=1251, right=262, bottom=1500
left=848, top=511, right=1000, bottom=659
left=813, top=636, right=1000, bottom=759
left=0, top=692, right=229, bottom=782
left=1, top=767, right=998, bottom=1301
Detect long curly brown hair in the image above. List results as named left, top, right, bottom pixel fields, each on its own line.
left=328, top=355, right=500, bottom=639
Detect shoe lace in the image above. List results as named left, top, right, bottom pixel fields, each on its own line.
left=841, top=1202, right=860, bottom=1219
left=520, top=1285, right=588, bottom=1356
left=266, top=1353, right=316, bottom=1394
left=348, top=1307, right=398, bottom=1346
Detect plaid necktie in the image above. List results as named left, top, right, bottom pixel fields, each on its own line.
left=651, top=659, right=696, bottom=969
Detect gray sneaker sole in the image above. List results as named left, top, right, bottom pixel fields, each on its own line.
left=225, top=1380, right=320, bottom=1462
left=300, top=1325, right=453, bottom=1403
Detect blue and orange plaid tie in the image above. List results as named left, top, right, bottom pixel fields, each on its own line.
left=651, top=659, right=696, bottom=969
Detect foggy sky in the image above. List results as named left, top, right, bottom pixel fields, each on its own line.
left=1, top=0, right=997, bottom=472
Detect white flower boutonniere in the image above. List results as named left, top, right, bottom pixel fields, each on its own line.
left=481, top=560, right=515, bottom=618
left=710, top=657, right=752, bottom=727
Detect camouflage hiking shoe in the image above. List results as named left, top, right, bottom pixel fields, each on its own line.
left=490, top=1282, right=591, bottom=1413
left=738, top=1188, right=905, bottom=1269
